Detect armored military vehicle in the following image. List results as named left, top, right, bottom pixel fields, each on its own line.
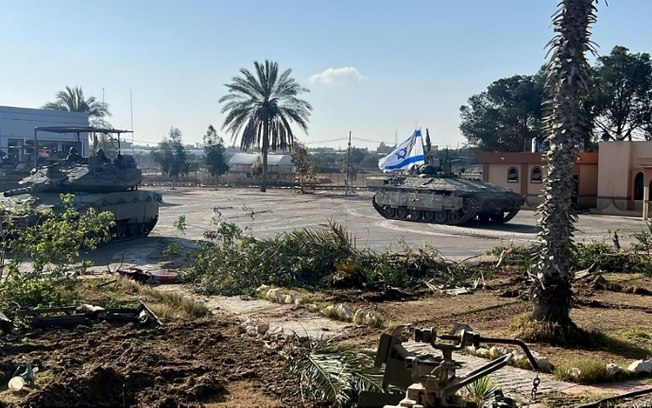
left=0, top=126, right=161, bottom=240
left=369, top=131, right=524, bottom=226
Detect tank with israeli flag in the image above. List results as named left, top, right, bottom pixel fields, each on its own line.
left=378, top=129, right=425, bottom=173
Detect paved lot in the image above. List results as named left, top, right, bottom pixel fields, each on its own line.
left=148, top=187, right=648, bottom=257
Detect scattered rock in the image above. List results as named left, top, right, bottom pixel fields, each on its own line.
left=489, top=346, right=508, bottom=359
left=353, top=309, right=384, bottom=327
left=256, top=285, right=298, bottom=305
left=606, top=363, right=620, bottom=377
left=628, top=360, right=652, bottom=373
left=567, top=367, right=582, bottom=380
left=530, top=351, right=552, bottom=372
left=474, top=348, right=490, bottom=358
left=239, top=318, right=270, bottom=337
left=322, top=303, right=354, bottom=321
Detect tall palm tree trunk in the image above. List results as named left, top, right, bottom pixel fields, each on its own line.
left=261, top=121, right=269, bottom=193
left=532, top=0, right=596, bottom=324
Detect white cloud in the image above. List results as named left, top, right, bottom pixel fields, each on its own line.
left=308, top=66, right=367, bottom=85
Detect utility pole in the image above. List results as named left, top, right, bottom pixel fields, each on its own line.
left=345, top=130, right=352, bottom=196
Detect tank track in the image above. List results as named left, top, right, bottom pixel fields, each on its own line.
left=110, top=215, right=159, bottom=241
left=372, top=195, right=482, bottom=226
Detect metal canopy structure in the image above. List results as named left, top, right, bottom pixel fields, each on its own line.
left=33, top=126, right=133, bottom=168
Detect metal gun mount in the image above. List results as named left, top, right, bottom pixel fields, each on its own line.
left=358, top=325, right=540, bottom=408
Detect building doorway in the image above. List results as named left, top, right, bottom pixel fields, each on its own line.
left=634, top=172, right=644, bottom=200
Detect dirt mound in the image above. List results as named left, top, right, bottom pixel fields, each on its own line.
left=0, top=318, right=304, bottom=407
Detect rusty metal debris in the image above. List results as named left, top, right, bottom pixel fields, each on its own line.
left=0, top=300, right=161, bottom=334
left=116, top=265, right=178, bottom=284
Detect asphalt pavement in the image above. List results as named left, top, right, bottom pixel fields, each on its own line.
left=146, top=187, right=648, bottom=258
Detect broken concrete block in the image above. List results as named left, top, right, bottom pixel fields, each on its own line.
left=567, top=367, right=582, bottom=380
left=606, top=363, right=620, bottom=376
left=628, top=360, right=652, bottom=373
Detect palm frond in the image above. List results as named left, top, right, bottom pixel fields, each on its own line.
left=288, top=336, right=383, bottom=407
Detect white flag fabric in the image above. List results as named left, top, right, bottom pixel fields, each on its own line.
left=378, top=129, right=425, bottom=172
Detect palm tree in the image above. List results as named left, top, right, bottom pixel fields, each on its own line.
left=532, top=0, right=597, bottom=324
left=219, top=60, right=312, bottom=192
left=42, top=86, right=111, bottom=128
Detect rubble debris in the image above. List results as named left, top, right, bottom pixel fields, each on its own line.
left=116, top=265, right=178, bottom=284
left=8, top=361, right=39, bottom=393
left=424, top=279, right=473, bottom=295
left=606, top=363, right=620, bottom=377
left=628, top=359, right=652, bottom=373
left=1, top=300, right=162, bottom=333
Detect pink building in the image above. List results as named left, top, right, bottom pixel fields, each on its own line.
left=478, top=151, right=599, bottom=210
left=596, top=141, right=652, bottom=213
left=479, top=141, right=652, bottom=215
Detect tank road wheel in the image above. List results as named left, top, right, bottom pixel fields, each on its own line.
left=478, top=214, right=491, bottom=223
left=408, top=209, right=422, bottom=221
left=384, top=206, right=397, bottom=218
left=491, top=212, right=506, bottom=224
left=114, top=221, right=127, bottom=240
left=448, top=210, right=462, bottom=225
left=396, top=206, right=409, bottom=220
left=435, top=211, right=448, bottom=224
left=126, top=223, right=138, bottom=238
left=422, top=211, right=435, bottom=222
left=137, top=223, right=146, bottom=236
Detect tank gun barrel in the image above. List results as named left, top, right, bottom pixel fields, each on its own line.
left=3, top=187, right=33, bottom=197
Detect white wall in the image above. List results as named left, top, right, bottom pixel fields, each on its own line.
left=0, top=106, right=90, bottom=161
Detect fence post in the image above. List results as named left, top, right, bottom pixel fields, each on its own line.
left=643, top=186, right=650, bottom=220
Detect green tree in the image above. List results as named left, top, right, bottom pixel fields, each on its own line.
left=591, top=46, right=652, bottom=141
left=42, top=86, right=111, bottom=128
left=532, top=0, right=597, bottom=325
left=150, top=127, right=190, bottom=189
left=0, top=194, right=114, bottom=308
left=219, top=60, right=312, bottom=192
left=340, top=147, right=365, bottom=180
left=459, top=74, right=545, bottom=152
left=291, top=142, right=316, bottom=193
left=202, top=125, right=229, bottom=188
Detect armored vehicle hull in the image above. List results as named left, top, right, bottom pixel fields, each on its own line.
left=1, top=190, right=162, bottom=240
left=368, top=175, right=524, bottom=225
left=1, top=126, right=161, bottom=241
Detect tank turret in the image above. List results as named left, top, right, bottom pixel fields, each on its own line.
left=17, top=153, right=142, bottom=194
left=1, top=126, right=161, bottom=241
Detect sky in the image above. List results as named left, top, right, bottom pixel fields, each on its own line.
left=2, top=0, right=652, bottom=151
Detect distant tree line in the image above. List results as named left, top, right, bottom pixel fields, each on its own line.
left=460, top=45, right=652, bottom=152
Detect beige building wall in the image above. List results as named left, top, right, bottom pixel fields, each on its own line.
left=599, top=141, right=652, bottom=213
left=479, top=151, right=598, bottom=211
left=525, top=164, right=545, bottom=207
left=578, top=164, right=598, bottom=208
left=486, top=163, right=522, bottom=193
left=597, top=142, right=633, bottom=212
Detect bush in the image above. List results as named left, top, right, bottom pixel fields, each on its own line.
left=183, top=212, right=459, bottom=295
left=0, top=193, right=114, bottom=309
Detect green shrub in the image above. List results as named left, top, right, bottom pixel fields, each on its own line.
left=183, top=213, right=459, bottom=295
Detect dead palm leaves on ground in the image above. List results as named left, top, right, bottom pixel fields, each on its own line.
left=286, top=335, right=383, bottom=407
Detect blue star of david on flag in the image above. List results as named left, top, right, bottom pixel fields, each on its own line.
left=378, top=129, right=425, bottom=172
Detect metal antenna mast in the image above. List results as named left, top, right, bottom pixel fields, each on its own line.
left=345, top=130, right=352, bottom=196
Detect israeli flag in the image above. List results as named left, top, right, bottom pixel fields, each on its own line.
left=378, top=129, right=425, bottom=172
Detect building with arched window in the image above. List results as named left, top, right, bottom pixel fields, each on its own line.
left=478, top=151, right=598, bottom=209
left=478, top=141, right=652, bottom=215
left=596, top=141, right=652, bottom=213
